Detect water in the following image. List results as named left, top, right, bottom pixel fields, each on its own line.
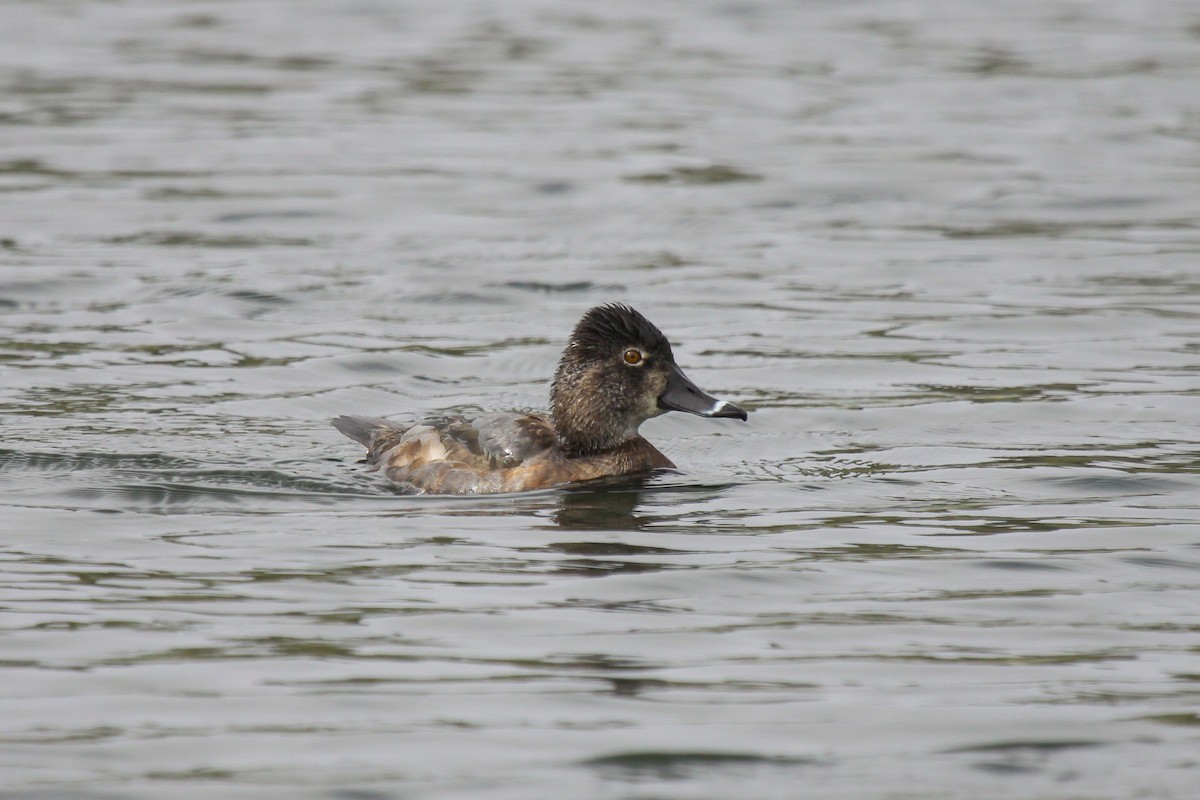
left=2, top=0, right=1199, bottom=797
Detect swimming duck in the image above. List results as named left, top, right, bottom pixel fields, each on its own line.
left=332, top=303, right=747, bottom=494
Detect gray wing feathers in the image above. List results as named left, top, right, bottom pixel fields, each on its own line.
left=471, top=413, right=556, bottom=467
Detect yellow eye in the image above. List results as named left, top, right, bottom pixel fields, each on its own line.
left=623, top=348, right=644, bottom=366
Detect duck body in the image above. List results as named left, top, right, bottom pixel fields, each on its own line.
left=332, top=412, right=672, bottom=494
left=333, top=304, right=746, bottom=495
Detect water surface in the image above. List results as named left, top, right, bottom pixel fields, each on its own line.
left=2, top=1, right=1200, bottom=798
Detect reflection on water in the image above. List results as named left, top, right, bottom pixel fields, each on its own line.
left=550, top=475, right=746, bottom=532
left=553, top=477, right=654, bottom=531
left=3, top=0, right=1200, bottom=798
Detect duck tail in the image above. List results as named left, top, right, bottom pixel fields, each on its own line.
left=331, top=415, right=402, bottom=448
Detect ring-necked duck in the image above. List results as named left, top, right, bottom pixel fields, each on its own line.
left=333, top=303, right=747, bottom=494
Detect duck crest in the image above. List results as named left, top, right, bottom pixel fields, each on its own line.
left=559, top=303, right=673, bottom=362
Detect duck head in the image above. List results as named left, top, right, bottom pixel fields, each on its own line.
left=550, top=304, right=747, bottom=455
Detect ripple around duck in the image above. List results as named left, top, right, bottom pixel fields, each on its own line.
left=104, top=231, right=317, bottom=248
left=0, top=445, right=409, bottom=513
left=583, top=750, right=821, bottom=779
left=52, top=475, right=408, bottom=514
left=0, top=448, right=198, bottom=474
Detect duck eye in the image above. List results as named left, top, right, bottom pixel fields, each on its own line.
left=622, top=348, right=644, bottom=366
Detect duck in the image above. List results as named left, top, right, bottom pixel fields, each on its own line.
left=332, top=303, right=747, bottom=494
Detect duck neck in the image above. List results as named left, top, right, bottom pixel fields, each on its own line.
left=551, top=405, right=633, bottom=456
left=550, top=374, right=636, bottom=456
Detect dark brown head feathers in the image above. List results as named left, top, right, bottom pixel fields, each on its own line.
left=550, top=304, right=674, bottom=454
left=567, top=304, right=673, bottom=361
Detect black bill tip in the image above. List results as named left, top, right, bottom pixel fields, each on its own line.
left=704, top=398, right=749, bottom=421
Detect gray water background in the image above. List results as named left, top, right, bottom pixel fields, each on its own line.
left=2, top=1, right=1200, bottom=797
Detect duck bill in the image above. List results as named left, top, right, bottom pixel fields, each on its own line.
left=658, top=363, right=748, bottom=420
